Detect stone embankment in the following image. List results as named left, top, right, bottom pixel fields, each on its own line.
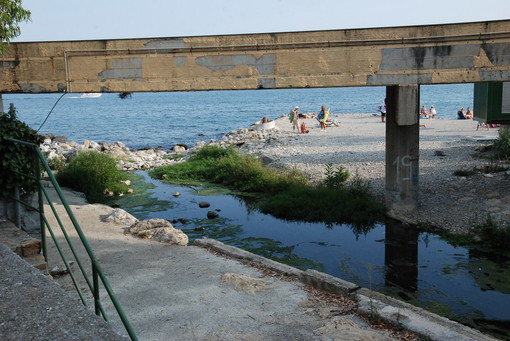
left=40, top=134, right=180, bottom=171
left=39, top=119, right=286, bottom=171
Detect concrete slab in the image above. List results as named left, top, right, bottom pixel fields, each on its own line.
left=0, top=243, right=127, bottom=341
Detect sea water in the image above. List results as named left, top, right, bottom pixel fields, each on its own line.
left=5, top=84, right=473, bottom=150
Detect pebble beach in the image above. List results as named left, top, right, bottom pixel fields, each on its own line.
left=252, top=113, right=508, bottom=233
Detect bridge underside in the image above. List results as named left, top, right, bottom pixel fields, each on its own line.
left=2, top=20, right=510, bottom=221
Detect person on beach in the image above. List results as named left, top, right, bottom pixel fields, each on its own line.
left=428, top=105, right=437, bottom=119
left=300, top=121, right=309, bottom=133
left=457, top=107, right=466, bottom=119
left=289, top=106, right=300, bottom=132
left=379, top=98, right=386, bottom=123
left=318, top=106, right=329, bottom=131
left=465, top=107, right=474, bottom=119
left=420, top=105, right=427, bottom=118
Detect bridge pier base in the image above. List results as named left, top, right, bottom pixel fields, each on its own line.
left=385, top=85, right=420, bottom=223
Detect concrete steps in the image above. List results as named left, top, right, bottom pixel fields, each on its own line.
left=0, top=219, right=46, bottom=271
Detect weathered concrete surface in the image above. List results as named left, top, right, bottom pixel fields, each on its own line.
left=1, top=20, right=509, bottom=93
left=0, top=243, right=127, bottom=341
left=356, top=288, right=498, bottom=341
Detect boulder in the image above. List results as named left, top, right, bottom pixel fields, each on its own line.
left=128, top=219, right=188, bottom=246
left=53, top=135, right=68, bottom=143
left=100, top=208, right=138, bottom=226
left=173, top=145, right=187, bottom=153
left=198, top=202, right=210, bottom=208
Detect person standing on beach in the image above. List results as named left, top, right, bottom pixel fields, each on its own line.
left=380, top=98, right=386, bottom=122
left=318, top=106, right=329, bottom=131
left=289, top=106, right=300, bottom=132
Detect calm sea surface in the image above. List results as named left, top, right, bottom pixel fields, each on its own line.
left=6, top=84, right=473, bottom=150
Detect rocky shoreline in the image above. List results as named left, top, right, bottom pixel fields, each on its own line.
left=40, top=113, right=510, bottom=234
left=39, top=116, right=287, bottom=171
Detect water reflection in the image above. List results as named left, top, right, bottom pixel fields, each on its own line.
left=112, top=171, right=510, bottom=340
left=385, top=221, right=418, bottom=295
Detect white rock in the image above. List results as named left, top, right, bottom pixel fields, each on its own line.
left=128, top=219, right=188, bottom=245
left=100, top=208, right=138, bottom=226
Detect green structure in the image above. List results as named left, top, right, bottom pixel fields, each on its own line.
left=474, top=82, right=510, bottom=124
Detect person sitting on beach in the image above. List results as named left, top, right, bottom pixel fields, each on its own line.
left=419, top=105, right=427, bottom=118
left=317, top=106, right=329, bottom=131
left=428, top=105, right=437, bottom=119
left=457, top=107, right=467, bottom=119
left=300, top=121, right=309, bottom=133
left=465, top=107, right=474, bottom=119
left=289, top=106, right=300, bottom=132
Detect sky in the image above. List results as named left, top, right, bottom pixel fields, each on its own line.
left=12, top=0, right=510, bottom=42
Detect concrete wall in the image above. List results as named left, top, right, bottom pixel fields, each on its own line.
left=1, top=20, right=509, bottom=93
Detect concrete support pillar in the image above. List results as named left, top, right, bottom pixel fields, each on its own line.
left=385, top=85, right=420, bottom=222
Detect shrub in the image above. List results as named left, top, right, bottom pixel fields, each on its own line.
left=320, top=163, right=350, bottom=189
left=56, top=150, right=128, bottom=203
left=492, top=129, right=510, bottom=161
left=47, top=155, right=66, bottom=172
left=472, top=218, right=510, bottom=250
left=0, top=107, right=43, bottom=198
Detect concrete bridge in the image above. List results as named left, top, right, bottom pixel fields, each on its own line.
left=1, top=19, right=510, bottom=220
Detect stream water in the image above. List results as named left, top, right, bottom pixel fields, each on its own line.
left=113, top=171, right=510, bottom=340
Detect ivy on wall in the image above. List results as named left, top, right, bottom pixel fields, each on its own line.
left=0, top=107, right=43, bottom=198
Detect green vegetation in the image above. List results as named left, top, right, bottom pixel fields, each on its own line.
left=56, top=150, right=129, bottom=203
left=47, top=154, right=66, bottom=172
left=439, top=217, right=510, bottom=252
left=150, top=145, right=308, bottom=193
left=0, top=0, right=31, bottom=54
left=492, top=129, right=510, bottom=161
left=472, top=218, right=510, bottom=250
left=150, top=145, right=386, bottom=226
left=453, top=169, right=477, bottom=177
left=0, top=107, right=43, bottom=198
left=320, top=163, right=350, bottom=189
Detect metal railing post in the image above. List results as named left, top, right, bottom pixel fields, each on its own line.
left=36, top=158, right=47, bottom=261
left=93, top=264, right=101, bottom=316
left=13, top=186, right=21, bottom=228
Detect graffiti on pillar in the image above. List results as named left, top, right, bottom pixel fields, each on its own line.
left=392, top=154, right=419, bottom=183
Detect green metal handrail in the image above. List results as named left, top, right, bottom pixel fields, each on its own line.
left=5, top=138, right=138, bottom=341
